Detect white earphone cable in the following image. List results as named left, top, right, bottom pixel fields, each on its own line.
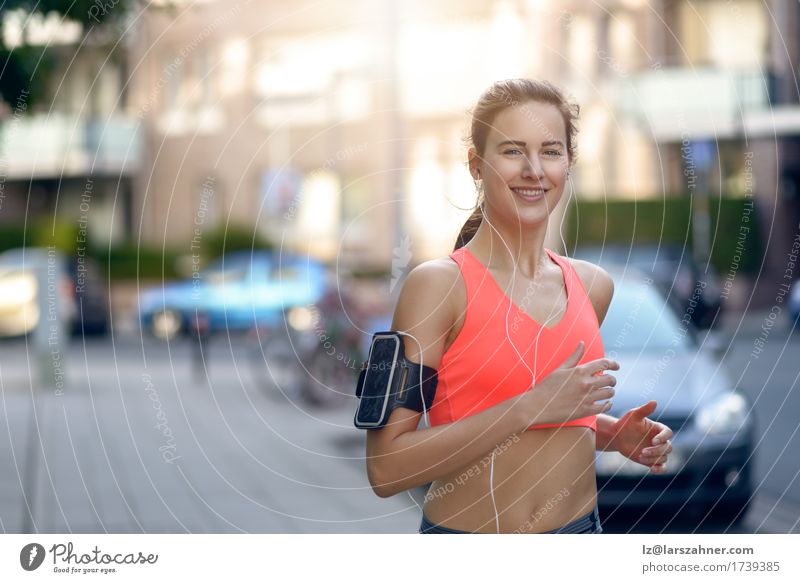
left=395, top=330, right=428, bottom=429
left=401, top=170, right=572, bottom=533
left=478, top=176, right=566, bottom=533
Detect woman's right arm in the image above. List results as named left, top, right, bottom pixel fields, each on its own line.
left=365, top=260, right=617, bottom=498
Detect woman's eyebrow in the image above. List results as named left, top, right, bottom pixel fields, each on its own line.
left=496, top=139, right=564, bottom=148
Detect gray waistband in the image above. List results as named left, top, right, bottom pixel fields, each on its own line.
left=542, top=506, right=602, bottom=534
left=419, top=506, right=602, bottom=534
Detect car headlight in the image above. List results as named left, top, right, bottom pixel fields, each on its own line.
left=0, top=273, right=36, bottom=306
left=695, top=393, right=751, bottom=435
left=287, top=305, right=318, bottom=331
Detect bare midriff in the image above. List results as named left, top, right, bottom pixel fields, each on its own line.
left=422, top=427, right=597, bottom=533
left=422, top=285, right=598, bottom=534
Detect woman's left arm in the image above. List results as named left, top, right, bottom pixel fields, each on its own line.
left=595, top=404, right=674, bottom=474
left=569, top=258, right=674, bottom=473
left=595, top=414, right=619, bottom=451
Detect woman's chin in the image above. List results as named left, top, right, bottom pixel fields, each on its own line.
left=508, top=206, right=553, bottom=224
left=485, top=202, right=557, bottom=228
left=503, top=196, right=562, bottom=223
left=500, top=213, right=551, bottom=229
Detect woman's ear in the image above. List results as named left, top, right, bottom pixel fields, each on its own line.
left=467, top=147, right=481, bottom=181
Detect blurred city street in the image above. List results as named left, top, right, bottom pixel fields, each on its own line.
left=0, top=306, right=798, bottom=534
left=1, top=0, right=800, bottom=542
left=0, top=332, right=419, bottom=534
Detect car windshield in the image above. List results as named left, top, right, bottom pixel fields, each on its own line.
left=202, top=267, right=249, bottom=284
left=269, top=266, right=302, bottom=280
left=600, top=278, right=692, bottom=351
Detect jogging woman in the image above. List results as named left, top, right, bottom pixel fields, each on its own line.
left=366, top=79, right=674, bottom=534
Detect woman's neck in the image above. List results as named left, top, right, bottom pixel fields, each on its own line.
left=468, top=219, right=549, bottom=278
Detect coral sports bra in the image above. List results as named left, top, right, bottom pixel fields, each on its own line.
left=427, top=246, right=606, bottom=432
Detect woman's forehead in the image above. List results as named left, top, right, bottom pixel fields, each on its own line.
left=488, top=102, right=566, bottom=146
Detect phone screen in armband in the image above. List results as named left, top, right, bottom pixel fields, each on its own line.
left=355, top=334, right=400, bottom=427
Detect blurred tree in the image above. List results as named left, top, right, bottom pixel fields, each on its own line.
left=0, top=0, right=178, bottom=109
left=200, top=223, right=274, bottom=262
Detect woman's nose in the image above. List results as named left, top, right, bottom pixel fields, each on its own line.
left=521, top=155, right=545, bottom=178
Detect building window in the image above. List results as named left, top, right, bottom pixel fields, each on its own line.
left=678, top=0, right=767, bottom=68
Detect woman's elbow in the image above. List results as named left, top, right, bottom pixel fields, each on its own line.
left=371, top=481, right=397, bottom=499
left=366, top=425, right=417, bottom=498
left=367, top=458, right=399, bottom=498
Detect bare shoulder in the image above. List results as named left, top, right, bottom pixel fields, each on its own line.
left=403, top=255, right=461, bottom=288
left=390, top=255, right=464, bottom=368
left=394, top=256, right=462, bottom=311
left=563, top=256, right=615, bottom=325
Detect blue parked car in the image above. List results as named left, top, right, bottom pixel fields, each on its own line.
left=139, top=250, right=327, bottom=339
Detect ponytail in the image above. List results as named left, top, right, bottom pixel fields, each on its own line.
left=453, top=201, right=483, bottom=251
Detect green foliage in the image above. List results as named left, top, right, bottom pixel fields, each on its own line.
left=567, top=197, right=693, bottom=246
left=0, top=0, right=131, bottom=28
left=0, top=44, right=55, bottom=108
left=0, top=220, right=273, bottom=280
left=0, top=0, right=136, bottom=107
left=705, top=196, right=761, bottom=274
left=198, top=224, right=274, bottom=262
left=0, top=219, right=79, bottom=253
left=566, top=196, right=762, bottom=273
left=29, top=217, right=80, bottom=252
left=0, top=218, right=180, bottom=280
left=94, top=244, right=181, bottom=281
left=0, top=223, right=27, bottom=252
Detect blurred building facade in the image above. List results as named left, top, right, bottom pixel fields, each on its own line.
left=0, top=0, right=797, bottom=275
left=122, top=0, right=800, bottom=278
left=129, top=0, right=495, bottom=266
left=615, top=0, right=800, bottom=290
left=0, top=11, right=140, bottom=246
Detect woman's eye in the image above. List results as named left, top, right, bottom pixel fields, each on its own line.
left=545, top=150, right=562, bottom=157
left=504, top=149, right=522, bottom=155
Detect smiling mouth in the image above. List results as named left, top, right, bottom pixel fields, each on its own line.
left=510, top=187, right=547, bottom=199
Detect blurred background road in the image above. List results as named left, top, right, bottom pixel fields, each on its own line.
left=0, top=304, right=797, bottom=534
left=0, top=334, right=419, bottom=534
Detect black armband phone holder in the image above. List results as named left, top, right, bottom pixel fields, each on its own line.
left=353, top=331, right=437, bottom=429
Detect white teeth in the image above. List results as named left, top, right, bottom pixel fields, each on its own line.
left=512, top=188, right=545, bottom=196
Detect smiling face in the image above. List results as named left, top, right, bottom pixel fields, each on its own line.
left=470, top=100, right=571, bottom=227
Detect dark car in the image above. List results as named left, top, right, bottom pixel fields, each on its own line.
left=787, top=280, right=800, bottom=327
left=575, top=244, right=723, bottom=329
left=596, top=268, right=754, bottom=526
left=67, top=255, right=110, bottom=336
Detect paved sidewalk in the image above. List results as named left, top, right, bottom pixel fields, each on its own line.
left=0, top=339, right=421, bottom=533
